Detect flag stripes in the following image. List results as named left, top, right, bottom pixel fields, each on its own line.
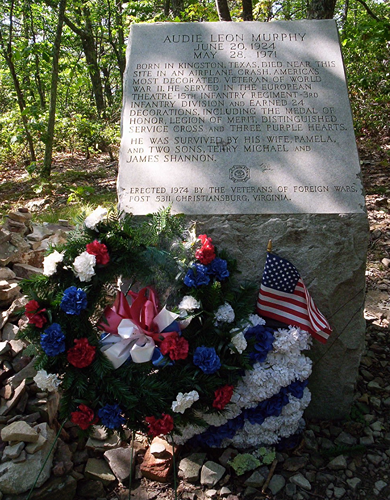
left=257, top=253, right=331, bottom=344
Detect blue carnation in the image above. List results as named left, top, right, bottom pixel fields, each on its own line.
left=287, top=379, right=309, bottom=399
left=207, top=257, right=229, bottom=281
left=184, top=264, right=210, bottom=288
left=60, top=286, right=88, bottom=315
left=245, top=390, right=289, bottom=425
left=245, top=325, right=274, bottom=364
left=193, top=346, right=221, bottom=374
left=40, top=323, right=66, bottom=356
left=191, top=414, right=245, bottom=447
left=262, top=391, right=289, bottom=418
left=97, top=404, right=126, bottom=429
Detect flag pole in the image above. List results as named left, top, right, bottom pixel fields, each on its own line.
left=267, top=239, right=272, bottom=253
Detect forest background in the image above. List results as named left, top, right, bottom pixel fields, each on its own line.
left=0, top=0, right=389, bottom=218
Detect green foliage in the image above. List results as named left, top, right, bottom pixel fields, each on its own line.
left=252, top=446, right=276, bottom=464
left=228, top=453, right=261, bottom=475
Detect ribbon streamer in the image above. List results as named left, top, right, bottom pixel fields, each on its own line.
left=99, top=288, right=180, bottom=367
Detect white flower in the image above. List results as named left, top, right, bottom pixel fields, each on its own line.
left=214, top=303, right=235, bottom=324
left=172, top=390, right=199, bottom=414
left=230, top=332, right=247, bottom=354
left=182, top=226, right=198, bottom=250
left=73, top=251, right=96, bottom=282
left=43, top=250, right=64, bottom=277
left=178, top=296, right=201, bottom=312
left=84, top=206, right=108, bottom=231
left=33, top=370, right=61, bottom=392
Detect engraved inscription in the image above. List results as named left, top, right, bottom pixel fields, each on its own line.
left=118, top=22, right=364, bottom=214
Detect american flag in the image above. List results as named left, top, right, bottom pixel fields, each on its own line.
left=257, top=252, right=332, bottom=343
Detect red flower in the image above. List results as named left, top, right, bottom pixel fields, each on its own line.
left=25, top=300, right=47, bottom=328
left=160, top=333, right=189, bottom=361
left=71, top=404, right=98, bottom=430
left=145, top=413, right=174, bottom=437
left=86, top=240, right=110, bottom=265
left=195, top=234, right=215, bottom=265
left=213, top=385, right=234, bottom=410
left=67, top=338, right=96, bottom=368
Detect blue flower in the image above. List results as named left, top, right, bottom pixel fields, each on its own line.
left=60, top=286, right=88, bottom=315
left=207, top=258, right=229, bottom=281
left=184, top=264, right=210, bottom=288
left=40, top=323, right=66, bottom=356
left=193, top=346, right=221, bottom=374
left=245, top=325, right=274, bottom=364
left=261, top=391, right=289, bottom=418
left=191, top=414, right=245, bottom=447
left=245, top=390, right=289, bottom=425
left=97, top=404, right=126, bottom=429
left=287, top=379, right=309, bottom=399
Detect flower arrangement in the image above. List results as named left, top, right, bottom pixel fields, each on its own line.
left=21, top=208, right=313, bottom=448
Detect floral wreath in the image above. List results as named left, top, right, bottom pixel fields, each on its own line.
left=21, top=208, right=312, bottom=447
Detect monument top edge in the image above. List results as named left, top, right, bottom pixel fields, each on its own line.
left=130, top=19, right=337, bottom=28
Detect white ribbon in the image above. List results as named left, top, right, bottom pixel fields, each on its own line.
left=101, top=318, right=155, bottom=368
left=153, top=306, right=179, bottom=331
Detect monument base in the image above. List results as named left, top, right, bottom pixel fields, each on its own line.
left=192, top=212, right=368, bottom=419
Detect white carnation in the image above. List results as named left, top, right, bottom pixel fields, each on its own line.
left=84, top=206, right=108, bottom=230
left=43, top=250, right=64, bottom=277
left=172, top=423, right=204, bottom=445
left=33, top=370, right=61, bottom=392
left=172, top=390, right=199, bottom=414
left=230, top=332, right=247, bottom=354
left=178, top=296, right=201, bottom=312
left=214, top=303, right=235, bottom=324
left=73, top=251, right=96, bottom=282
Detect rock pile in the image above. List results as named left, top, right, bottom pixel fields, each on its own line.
left=0, top=207, right=389, bottom=500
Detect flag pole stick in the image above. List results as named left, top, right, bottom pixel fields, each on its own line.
left=267, top=239, right=272, bottom=253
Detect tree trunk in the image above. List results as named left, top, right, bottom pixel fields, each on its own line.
left=171, top=0, right=184, bottom=16
left=80, top=10, right=105, bottom=116
left=215, top=0, right=232, bottom=21
left=0, top=1, right=36, bottom=163
left=242, top=0, right=253, bottom=21
left=307, top=0, right=337, bottom=19
left=62, top=7, right=106, bottom=117
left=42, top=0, right=67, bottom=179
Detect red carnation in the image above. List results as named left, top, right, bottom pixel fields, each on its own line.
left=160, top=333, right=189, bottom=361
left=25, top=300, right=47, bottom=329
left=86, top=240, right=110, bottom=265
left=71, top=404, right=98, bottom=430
left=145, top=413, right=174, bottom=437
left=213, top=385, right=234, bottom=410
left=67, top=338, right=96, bottom=368
left=195, top=234, right=215, bottom=265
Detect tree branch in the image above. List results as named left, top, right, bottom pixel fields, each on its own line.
left=355, top=0, right=390, bottom=26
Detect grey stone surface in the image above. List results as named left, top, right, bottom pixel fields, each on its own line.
left=1, top=419, right=38, bottom=443
left=104, top=446, right=135, bottom=483
left=327, top=455, right=348, bottom=470
left=119, top=21, right=363, bottom=216
left=244, top=470, right=266, bottom=488
left=84, top=458, right=116, bottom=486
left=193, top=213, right=368, bottom=419
left=178, top=453, right=206, bottom=483
left=290, top=473, right=312, bottom=490
left=268, top=474, right=286, bottom=495
left=3, top=442, right=24, bottom=460
left=0, top=422, right=56, bottom=494
left=200, top=461, right=226, bottom=487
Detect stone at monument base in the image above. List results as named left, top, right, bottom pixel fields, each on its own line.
left=192, top=212, right=368, bottom=419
